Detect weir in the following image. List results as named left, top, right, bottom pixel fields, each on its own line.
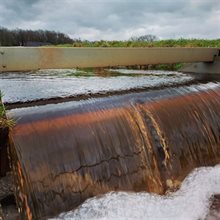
left=0, top=47, right=220, bottom=219
left=8, top=82, right=220, bottom=219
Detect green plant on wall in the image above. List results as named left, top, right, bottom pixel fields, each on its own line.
left=0, top=91, right=15, bottom=129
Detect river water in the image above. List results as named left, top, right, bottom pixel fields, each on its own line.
left=0, top=69, right=193, bottom=103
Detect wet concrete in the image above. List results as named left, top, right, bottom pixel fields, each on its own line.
left=9, top=82, right=220, bottom=219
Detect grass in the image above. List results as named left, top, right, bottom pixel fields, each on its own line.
left=53, top=38, right=220, bottom=48
left=0, top=91, right=15, bottom=129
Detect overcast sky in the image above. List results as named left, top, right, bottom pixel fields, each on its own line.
left=0, top=0, right=220, bottom=40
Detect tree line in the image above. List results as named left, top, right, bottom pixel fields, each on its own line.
left=1, top=28, right=219, bottom=48
left=0, top=27, right=74, bottom=46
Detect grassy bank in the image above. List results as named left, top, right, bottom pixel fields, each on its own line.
left=56, top=38, right=220, bottom=48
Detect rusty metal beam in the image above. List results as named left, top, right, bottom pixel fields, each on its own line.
left=0, top=47, right=219, bottom=72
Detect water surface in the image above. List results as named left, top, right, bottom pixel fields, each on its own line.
left=0, top=69, right=193, bottom=103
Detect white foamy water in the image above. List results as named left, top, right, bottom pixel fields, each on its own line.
left=51, top=165, right=220, bottom=220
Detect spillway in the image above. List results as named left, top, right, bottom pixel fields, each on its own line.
left=8, top=82, right=220, bottom=219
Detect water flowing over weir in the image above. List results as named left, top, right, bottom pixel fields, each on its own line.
left=8, top=82, right=220, bottom=219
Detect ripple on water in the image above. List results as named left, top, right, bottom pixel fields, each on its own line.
left=0, top=70, right=193, bottom=103
left=51, top=165, right=220, bottom=220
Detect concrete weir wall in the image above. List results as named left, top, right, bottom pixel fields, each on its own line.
left=0, top=47, right=219, bottom=72
left=8, top=83, right=220, bottom=219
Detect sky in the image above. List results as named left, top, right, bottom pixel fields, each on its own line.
left=0, top=0, right=220, bottom=41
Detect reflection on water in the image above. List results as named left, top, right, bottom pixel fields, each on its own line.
left=0, top=69, right=193, bottom=103
left=51, top=165, right=220, bottom=220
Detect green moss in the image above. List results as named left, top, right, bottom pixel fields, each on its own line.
left=65, top=68, right=96, bottom=77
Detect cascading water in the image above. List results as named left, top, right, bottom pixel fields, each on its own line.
left=8, top=81, right=220, bottom=220
left=53, top=165, right=220, bottom=220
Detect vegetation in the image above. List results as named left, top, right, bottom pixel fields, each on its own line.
left=61, top=38, right=220, bottom=48
left=0, top=27, right=73, bottom=46
left=147, top=63, right=184, bottom=71
left=0, top=92, right=15, bottom=129
left=1, top=27, right=219, bottom=48
left=129, top=34, right=159, bottom=42
left=70, top=68, right=165, bottom=77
